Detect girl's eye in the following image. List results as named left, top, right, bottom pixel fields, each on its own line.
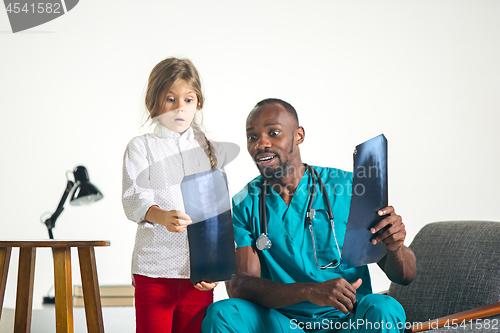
left=166, top=98, right=175, bottom=102
left=186, top=98, right=194, bottom=103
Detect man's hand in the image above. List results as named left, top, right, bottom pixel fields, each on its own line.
left=374, top=206, right=417, bottom=285
left=370, top=206, right=406, bottom=252
left=307, top=278, right=362, bottom=315
left=227, top=246, right=365, bottom=311
left=195, top=281, right=219, bottom=291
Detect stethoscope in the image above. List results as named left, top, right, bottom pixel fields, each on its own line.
left=256, top=164, right=342, bottom=269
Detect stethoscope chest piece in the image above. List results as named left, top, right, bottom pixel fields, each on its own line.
left=256, top=233, right=272, bottom=251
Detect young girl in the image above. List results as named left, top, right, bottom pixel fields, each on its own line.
left=122, top=57, right=230, bottom=333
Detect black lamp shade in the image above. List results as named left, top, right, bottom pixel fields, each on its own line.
left=69, top=166, right=103, bottom=206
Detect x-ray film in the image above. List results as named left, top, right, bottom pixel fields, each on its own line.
left=181, top=169, right=236, bottom=284
left=342, top=134, right=388, bottom=268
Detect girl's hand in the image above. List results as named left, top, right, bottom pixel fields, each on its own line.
left=195, top=281, right=218, bottom=291
left=164, top=210, right=192, bottom=232
left=145, top=206, right=192, bottom=232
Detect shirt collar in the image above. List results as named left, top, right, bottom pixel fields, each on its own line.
left=154, top=123, right=195, bottom=142
left=265, top=168, right=310, bottom=211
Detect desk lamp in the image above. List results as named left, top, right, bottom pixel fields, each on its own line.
left=40, top=166, right=103, bottom=304
left=41, top=165, right=103, bottom=239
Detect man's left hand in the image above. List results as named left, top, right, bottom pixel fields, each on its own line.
left=370, top=206, right=406, bottom=252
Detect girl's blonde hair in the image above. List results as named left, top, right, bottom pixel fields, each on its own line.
left=145, top=57, right=217, bottom=169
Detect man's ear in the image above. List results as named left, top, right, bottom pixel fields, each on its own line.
left=296, top=126, right=305, bottom=145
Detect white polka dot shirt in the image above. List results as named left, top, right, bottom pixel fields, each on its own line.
left=122, top=124, right=233, bottom=279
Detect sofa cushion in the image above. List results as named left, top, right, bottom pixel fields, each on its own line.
left=388, top=221, right=500, bottom=324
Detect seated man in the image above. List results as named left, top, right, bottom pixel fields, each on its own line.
left=202, top=99, right=417, bottom=333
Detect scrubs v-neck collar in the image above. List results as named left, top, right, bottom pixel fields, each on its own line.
left=265, top=168, right=311, bottom=236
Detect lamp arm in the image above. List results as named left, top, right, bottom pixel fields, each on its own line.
left=44, top=180, right=75, bottom=239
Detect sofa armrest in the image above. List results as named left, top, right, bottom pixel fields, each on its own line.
left=410, top=301, right=500, bottom=332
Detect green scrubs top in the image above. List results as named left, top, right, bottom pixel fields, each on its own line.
left=232, top=165, right=372, bottom=320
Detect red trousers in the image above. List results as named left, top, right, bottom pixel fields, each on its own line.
left=134, top=275, right=213, bottom=333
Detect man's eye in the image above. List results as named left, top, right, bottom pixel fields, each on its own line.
left=247, top=135, right=257, bottom=141
left=270, top=130, right=280, bottom=136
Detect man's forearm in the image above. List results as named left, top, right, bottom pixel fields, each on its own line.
left=227, top=273, right=311, bottom=309
left=378, top=245, right=417, bottom=285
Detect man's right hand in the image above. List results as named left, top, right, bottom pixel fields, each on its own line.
left=306, top=278, right=362, bottom=315
left=227, top=245, right=362, bottom=312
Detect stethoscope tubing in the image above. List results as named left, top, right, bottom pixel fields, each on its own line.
left=256, top=164, right=342, bottom=269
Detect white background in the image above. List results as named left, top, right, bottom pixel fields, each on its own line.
left=1, top=0, right=499, bottom=313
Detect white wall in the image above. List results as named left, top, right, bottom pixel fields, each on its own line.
left=1, top=0, right=499, bottom=311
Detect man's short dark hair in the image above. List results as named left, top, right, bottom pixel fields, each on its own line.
left=254, top=98, right=299, bottom=126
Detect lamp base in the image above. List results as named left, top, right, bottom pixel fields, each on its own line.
left=42, top=296, right=55, bottom=304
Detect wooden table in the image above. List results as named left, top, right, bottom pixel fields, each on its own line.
left=0, top=240, right=110, bottom=333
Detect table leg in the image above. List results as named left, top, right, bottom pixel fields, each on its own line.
left=78, top=247, right=104, bottom=333
left=0, top=247, right=12, bottom=320
left=14, top=246, right=36, bottom=333
left=53, top=247, right=74, bottom=333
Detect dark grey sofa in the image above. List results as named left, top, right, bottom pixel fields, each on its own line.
left=388, top=221, right=500, bottom=332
